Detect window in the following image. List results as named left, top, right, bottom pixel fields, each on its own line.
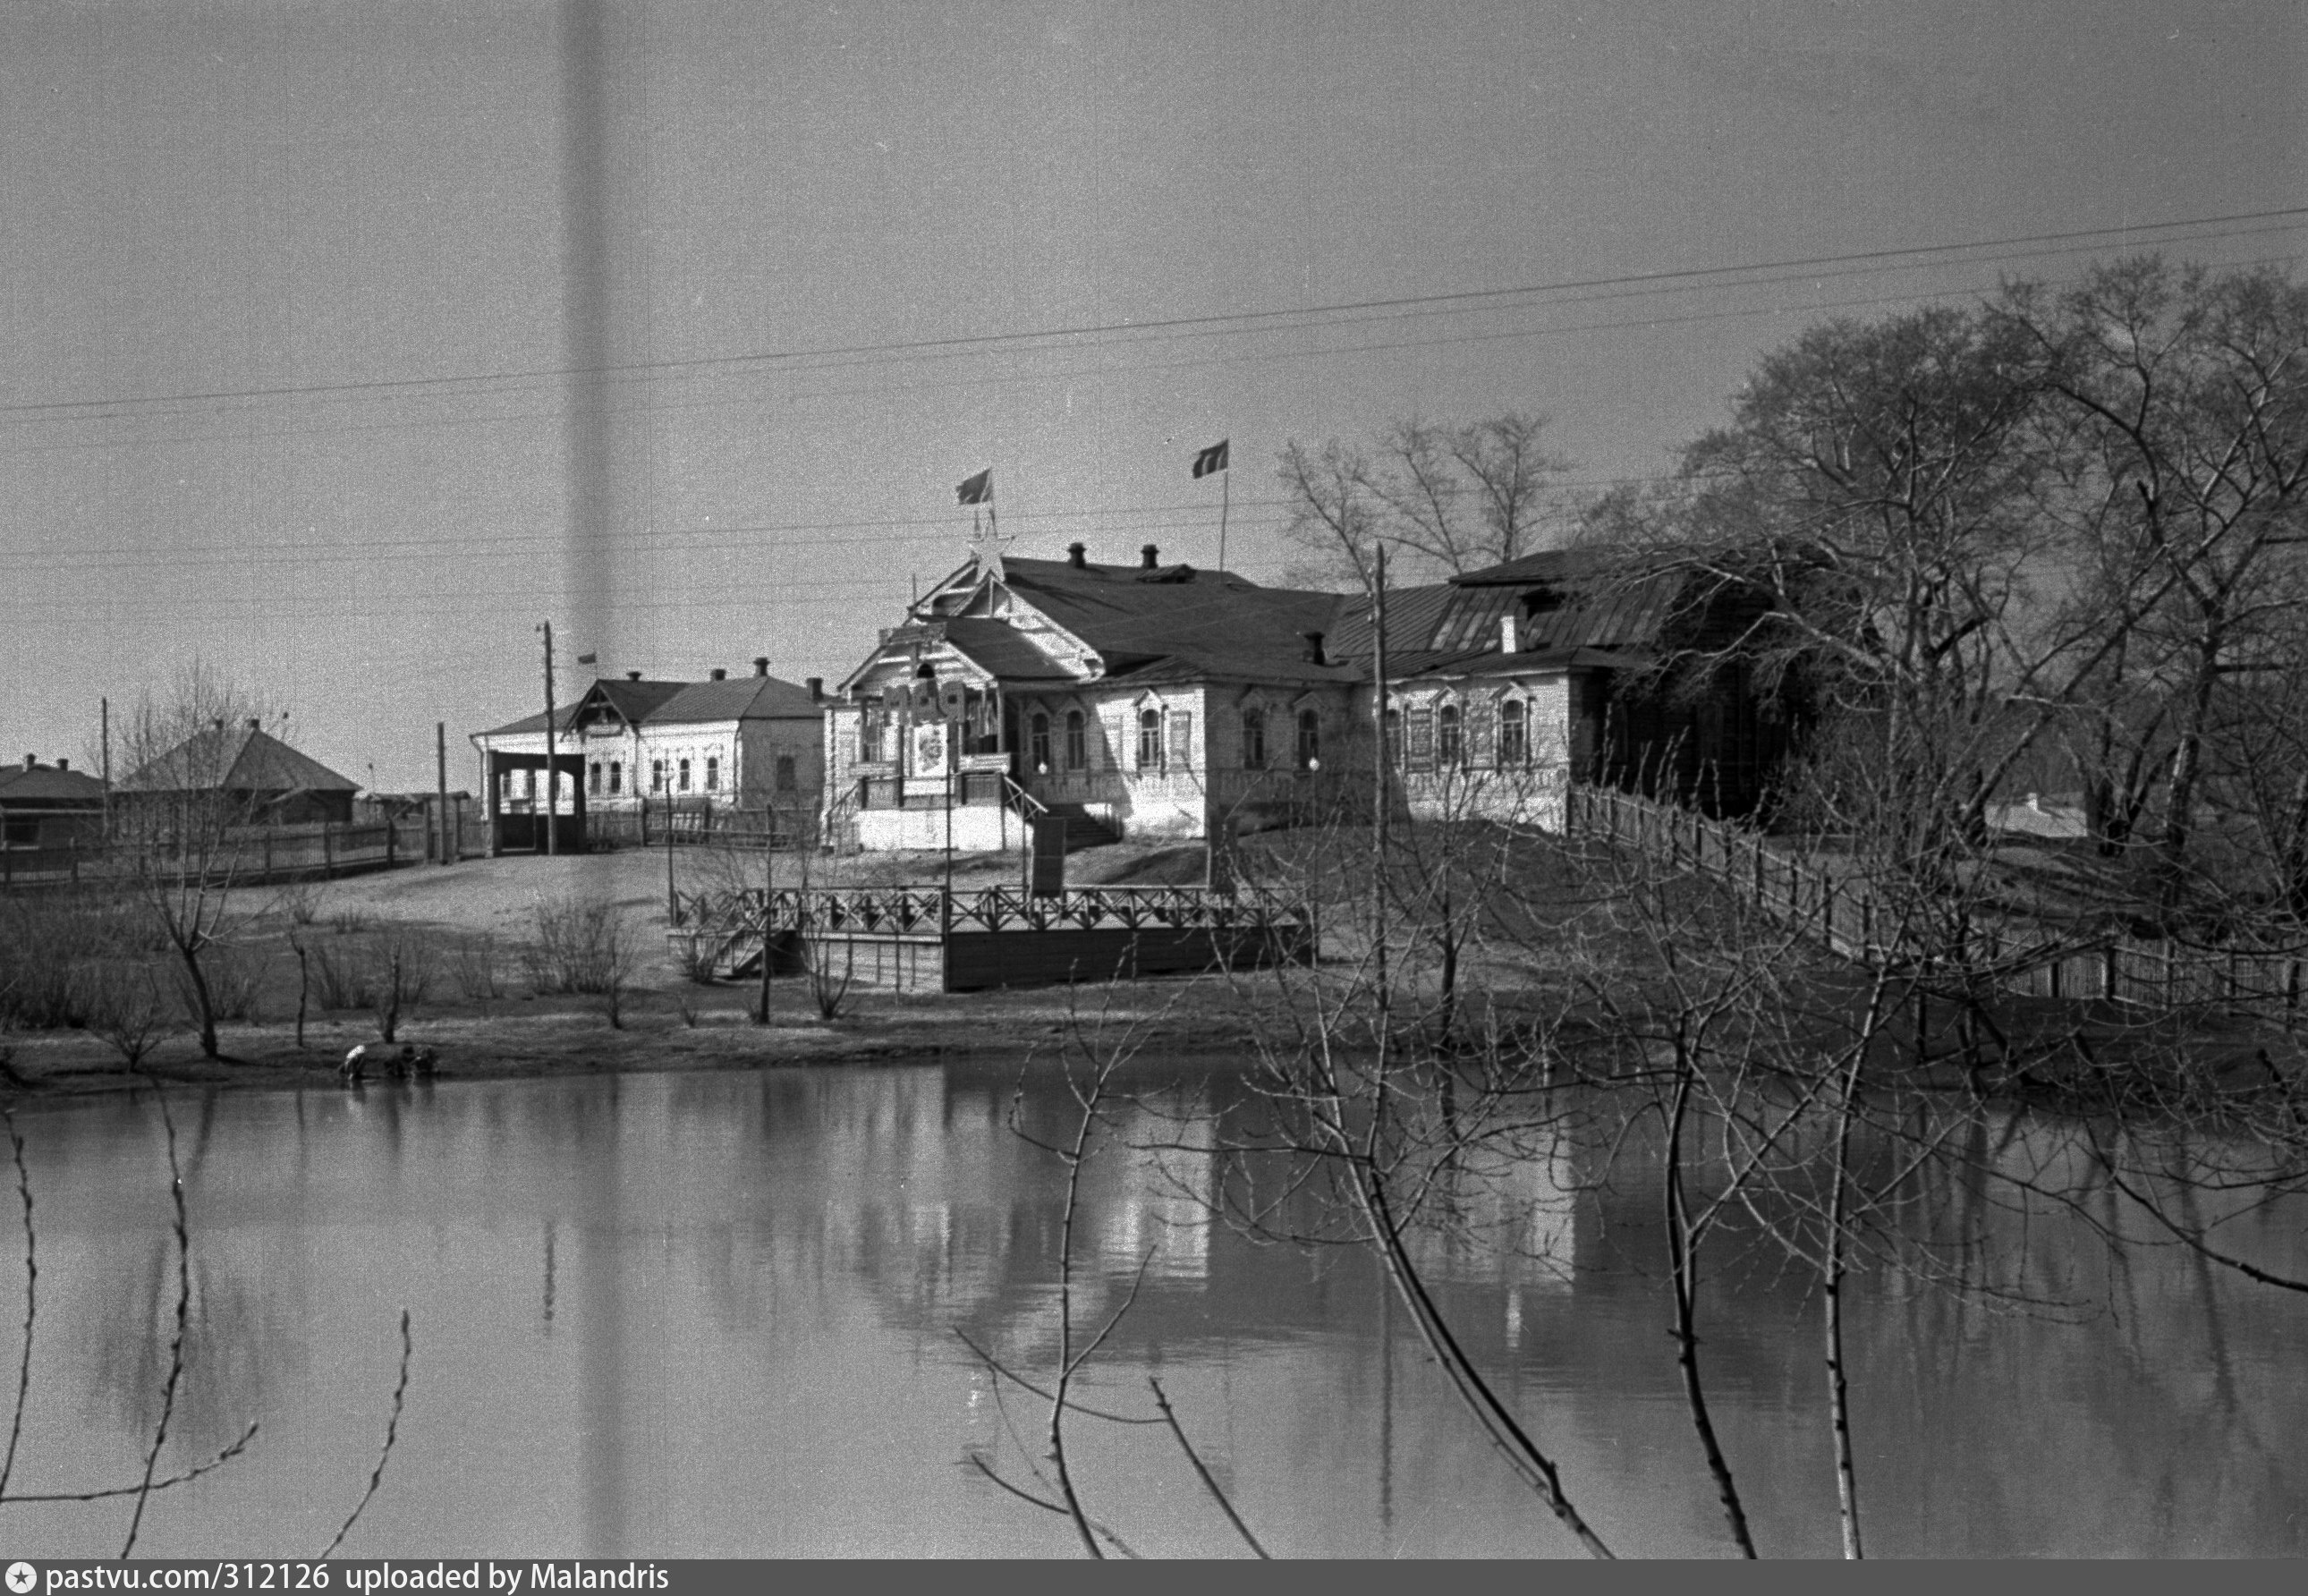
left=1296, top=709, right=1320, bottom=770
left=776, top=755, right=797, bottom=793
left=1030, top=712, right=1051, bottom=772
left=1499, top=699, right=1527, bottom=767
left=1138, top=709, right=1164, bottom=770
left=608, top=760, right=623, bottom=795
left=1383, top=709, right=1402, bottom=768
left=1406, top=708, right=1435, bottom=771
left=1241, top=709, right=1266, bottom=769
left=650, top=760, right=666, bottom=794
left=588, top=761, right=602, bottom=795
left=705, top=756, right=719, bottom=791
left=1438, top=704, right=1461, bottom=768
left=1167, top=710, right=1192, bottom=770
left=1065, top=710, right=1087, bottom=770
left=677, top=758, right=692, bottom=793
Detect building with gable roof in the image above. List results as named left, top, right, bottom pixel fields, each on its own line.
left=471, top=658, right=827, bottom=852
left=825, top=535, right=1791, bottom=852
left=828, top=539, right=1365, bottom=852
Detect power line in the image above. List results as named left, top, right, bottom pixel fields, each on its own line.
left=4, top=204, right=2301, bottom=421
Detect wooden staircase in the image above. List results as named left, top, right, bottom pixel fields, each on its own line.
left=1040, top=803, right=1121, bottom=852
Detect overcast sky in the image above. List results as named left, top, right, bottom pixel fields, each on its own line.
left=4, top=0, right=2304, bottom=791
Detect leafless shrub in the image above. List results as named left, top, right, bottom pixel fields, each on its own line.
left=0, top=897, right=101, bottom=1031
left=802, top=938, right=856, bottom=1022
left=273, top=880, right=324, bottom=927
left=89, top=965, right=174, bottom=1069
left=306, top=938, right=377, bottom=1012
left=328, top=907, right=371, bottom=937
left=447, top=933, right=505, bottom=1002
left=522, top=896, right=643, bottom=1027
left=672, top=934, right=720, bottom=986
left=368, top=932, right=437, bottom=1044
left=191, top=944, right=270, bottom=1025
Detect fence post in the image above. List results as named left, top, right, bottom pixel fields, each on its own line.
left=323, top=826, right=334, bottom=879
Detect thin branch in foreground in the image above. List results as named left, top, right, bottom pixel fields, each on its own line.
left=2, top=1422, right=259, bottom=1504
left=949, top=1329, right=1162, bottom=1425
left=0, top=1109, right=35, bottom=1500
left=962, top=1451, right=1141, bottom=1558
left=122, top=1091, right=193, bottom=1559
left=1148, top=1377, right=1270, bottom=1559
left=319, top=1307, right=413, bottom=1558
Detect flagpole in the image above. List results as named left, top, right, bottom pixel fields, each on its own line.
left=1218, top=466, right=1230, bottom=573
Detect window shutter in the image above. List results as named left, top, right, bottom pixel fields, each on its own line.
left=1406, top=708, right=1435, bottom=771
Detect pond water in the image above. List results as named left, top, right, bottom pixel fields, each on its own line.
left=4, top=1060, right=2305, bottom=1558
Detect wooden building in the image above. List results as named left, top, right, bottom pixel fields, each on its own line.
left=821, top=537, right=1792, bottom=850
left=115, top=719, right=360, bottom=828
left=472, top=660, right=827, bottom=852
left=0, top=755, right=106, bottom=852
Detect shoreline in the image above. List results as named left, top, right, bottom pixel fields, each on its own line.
left=0, top=978, right=1269, bottom=1102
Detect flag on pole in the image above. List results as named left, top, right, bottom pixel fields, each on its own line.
left=955, top=468, right=994, bottom=505
left=575, top=652, right=598, bottom=666
left=1192, top=440, right=1230, bottom=479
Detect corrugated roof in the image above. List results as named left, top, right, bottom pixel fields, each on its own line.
left=1327, top=549, right=1688, bottom=660
left=118, top=726, right=359, bottom=794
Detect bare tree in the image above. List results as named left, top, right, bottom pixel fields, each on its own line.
left=110, top=665, right=276, bottom=1061
left=1279, top=413, right=1574, bottom=587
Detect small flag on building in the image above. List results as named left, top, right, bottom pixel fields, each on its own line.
left=575, top=652, right=598, bottom=665
left=955, top=468, right=994, bottom=505
left=1192, top=439, right=1229, bottom=479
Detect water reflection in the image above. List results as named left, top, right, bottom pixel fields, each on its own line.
left=0, top=1063, right=2303, bottom=1557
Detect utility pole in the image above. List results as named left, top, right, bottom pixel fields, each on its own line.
left=539, top=620, right=559, bottom=857
left=100, top=696, right=112, bottom=841
left=436, top=721, right=450, bottom=866
left=1370, top=544, right=1389, bottom=998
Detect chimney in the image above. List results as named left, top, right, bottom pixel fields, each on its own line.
left=1299, top=631, right=1327, bottom=666
left=806, top=676, right=824, bottom=702
left=709, top=667, right=727, bottom=682
left=21, top=755, right=32, bottom=771
left=626, top=670, right=643, bottom=682
left=1141, top=543, right=1159, bottom=570
left=213, top=717, right=225, bottom=732
left=56, top=758, right=68, bottom=772
left=1500, top=613, right=1518, bottom=654
left=247, top=717, right=262, bottom=731
left=1068, top=542, right=1087, bottom=569
left=753, top=656, right=769, bottom=677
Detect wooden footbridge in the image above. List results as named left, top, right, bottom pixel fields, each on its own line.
left=668, top=883, right=1316, bottom=993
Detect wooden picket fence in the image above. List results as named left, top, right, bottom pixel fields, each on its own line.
left=1566, top=785, right=2308, bottom=1024
left=0, top=819, right=432, bottom=892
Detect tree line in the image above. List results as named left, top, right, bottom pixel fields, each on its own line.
left=1280, top=257, right=2308, bottom=941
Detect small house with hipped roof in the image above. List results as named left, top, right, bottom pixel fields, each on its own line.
left=115, top=719, right=360, bottom=828
left=0, top=756, right=106, bottom=852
